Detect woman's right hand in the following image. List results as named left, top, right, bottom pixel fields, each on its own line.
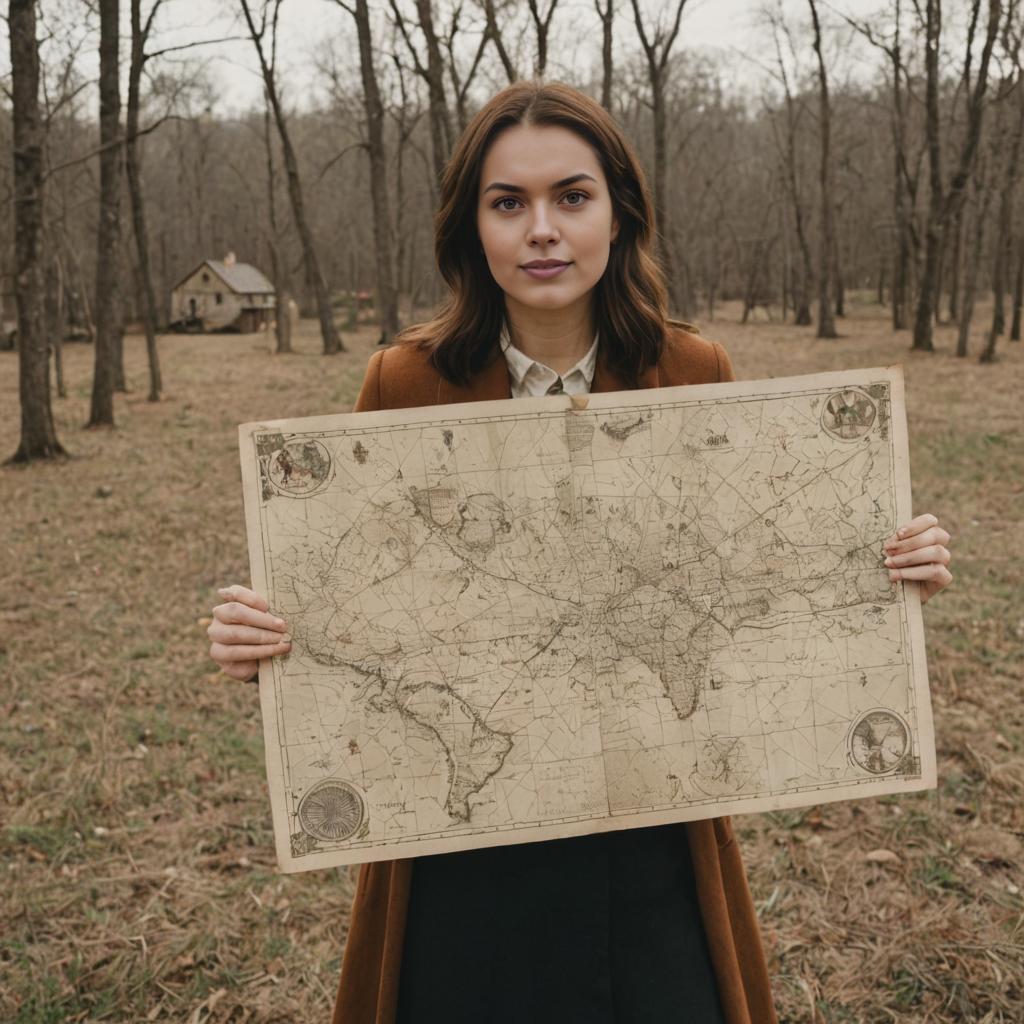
left=208, top=584, right=291, bottom=682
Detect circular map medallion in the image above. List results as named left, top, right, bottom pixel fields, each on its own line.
left=297, top=780, right=365, bottom=842
left=267, top=439, right=332, bottom=495
left=821, top=389, right=877, bottom=441
left=849, top=709, right=910, bottom=775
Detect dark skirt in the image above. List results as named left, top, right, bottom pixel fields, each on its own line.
left=395, top=822, right=727, bottom=1023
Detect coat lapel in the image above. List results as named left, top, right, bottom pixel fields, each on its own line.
left=591, top=350, right=660, bottom=394
left=435, top=351, right=511, bottom=406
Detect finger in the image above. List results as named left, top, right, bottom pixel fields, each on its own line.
left=921, top=568, right=955, bottom=603
left=887, top=514, right=938, bottom=545
left=210, top=639, right=292, bottom=663
left=217, top=660, right=260, bottom=681
left=889, top=563, right=953, bottom=583
left=207, top=621, right=293, bottom=646
left=216, top=584, right=270, bottom=613
left=213, top=601, right=288, bottom=632
left=884, top=526, right=950, bottom=554
left=885, top=544, right=951, bottom=569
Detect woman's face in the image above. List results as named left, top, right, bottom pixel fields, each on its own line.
left=476, top=123, right=619, bottom=317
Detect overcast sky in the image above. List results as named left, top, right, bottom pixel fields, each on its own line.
left=1, top=0, right=887, bottom=117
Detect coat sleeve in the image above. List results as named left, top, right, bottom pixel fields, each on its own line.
left=354, top=349, right=386, bottom=412
left=712, top=340, right=736, bottom=384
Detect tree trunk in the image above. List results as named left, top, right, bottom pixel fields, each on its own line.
left=527, top=0, right=561, bottom=77
left=263, top=102, right=292, bottom=354
left=481, top=0, right=518, bottom=84
left=415, top=0, right=454, bottom=185
left=1011, top=238, right=1024, bottom=341
left=88, top=0, right=123, bottom=426
left=596, top=0, right=615, bottom=112
left=128, top=0, right=162, bottom=402
left=889, top=5, right=911, bottom=332
left=9, top=0, right=65, bottom=460
left=651, top=74, right=678, bottom=309
left=629, top=0, right=689, bottom=314
left=913, top=0, right=1001, bottom=352
left=980, top=73, right=1024, bottom=363
left=956, top=182, right=990, bottom=357
left=352, top=0, right=400, bottom=345
left=45, top=253, right=67, bottom=400
left=239, top=0, right=343, bottom=355
left=808, top=0, right=838, bottom=338
left=947, top=205, right=963, bottom=321
left=769, top=16, right=814, bottom=326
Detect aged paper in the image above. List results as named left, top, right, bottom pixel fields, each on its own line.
left=239, top=366, right=935, bottom=874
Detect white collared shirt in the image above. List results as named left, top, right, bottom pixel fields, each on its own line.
left=499, top=322, right=599, bottom=398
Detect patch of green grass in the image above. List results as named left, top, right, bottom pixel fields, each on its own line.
left=122, top=709, right=191, bottom=747
left=264, top=932, right=292, bottom=958
left=890, top=967, right=924, bottom=1009
left=2, top=824, right=80, bottom=860
left=128, top=641, right=166, bottom=660
left=915, top=854, right=965, bottom=894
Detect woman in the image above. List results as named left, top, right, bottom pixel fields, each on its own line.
left=209, top=81, right=953, bottom=1023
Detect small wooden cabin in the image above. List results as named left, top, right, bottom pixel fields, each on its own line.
left=170, top=253, right=275, bottom=332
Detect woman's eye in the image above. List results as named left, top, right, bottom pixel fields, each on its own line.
left=563, top=190, right=588, bottom=206
left=495, top=197, right=520, bottom=211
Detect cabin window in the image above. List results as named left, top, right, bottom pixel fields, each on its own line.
left=246, top=294, right=253, bottom=304
left=215, top=292, right=223, bottom=305
left=202, top=272, right=210, bottom=283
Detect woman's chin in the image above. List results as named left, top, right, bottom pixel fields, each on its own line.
left=505, top=286, right=592, bottom=311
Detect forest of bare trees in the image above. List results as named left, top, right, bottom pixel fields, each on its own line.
left=3, top=0, right=1022, bottom=462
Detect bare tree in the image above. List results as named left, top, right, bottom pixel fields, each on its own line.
left=239, top=0, right=343, bottom=354
left=263, top=98, right=293, bottom=353
left=980, top=28, right=1024, bottom=363
left=332, top=0, right=401, bottom=345
left=629, top=0, right=690, bottom=313
left=847, top=1, right=928, bottom=332
left=127, top=0, right=163, bottom=401
left=9, top=0, right=66, bottom=461
left=595, top=0, right=615, bottom=111
left=389, top=0, right=455, bottom=190
left=766, top=10, right=813, bottom=325
left=88, top=0, right=124, bottom=427
left=478, top=0, right=519, bottom=84
left=526, top=0, right=560, bottom=76
left=807, top=0, right=838, bottom=337
left=955, top=141, right=994, bottom=357
left=441, top=3, right=490, bottom=134
left=912, top=0, right=1001, bottom=352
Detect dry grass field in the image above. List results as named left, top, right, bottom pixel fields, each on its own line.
left=1, top=302, right=1021, bottom=1022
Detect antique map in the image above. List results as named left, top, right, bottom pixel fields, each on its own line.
left=239, top=366, right=935, bottom=873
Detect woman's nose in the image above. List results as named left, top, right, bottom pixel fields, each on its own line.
left=526, top=203, right=560, bottom=245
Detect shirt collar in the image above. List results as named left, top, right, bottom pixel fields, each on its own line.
left=499, top=321, right=600, bottom=392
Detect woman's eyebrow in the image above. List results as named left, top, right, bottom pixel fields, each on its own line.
left=482, top=172, right=598, bottom=195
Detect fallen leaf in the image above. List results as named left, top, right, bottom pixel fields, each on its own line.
left=865, top=848, right=900, bottom=864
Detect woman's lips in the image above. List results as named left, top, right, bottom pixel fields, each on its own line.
left=521, top=262, right=571, bottom=279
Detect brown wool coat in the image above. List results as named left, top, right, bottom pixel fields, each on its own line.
left=331, top=324, right=778, bottom=1024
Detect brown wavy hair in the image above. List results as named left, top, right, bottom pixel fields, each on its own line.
left=396, top=80, right=671, bottom=388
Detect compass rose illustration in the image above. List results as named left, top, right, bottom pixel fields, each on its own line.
left=821, top=389, right=877, bottom=440
left=849, top=709, right=910, bottom=775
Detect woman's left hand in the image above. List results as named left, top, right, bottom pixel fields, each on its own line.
left=883, top=513, right=953, bottom=605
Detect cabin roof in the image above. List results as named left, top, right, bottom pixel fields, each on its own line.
left=173, top=259, right=275, bottom=295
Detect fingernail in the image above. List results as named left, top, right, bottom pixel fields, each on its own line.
left=274, top=618, right=286, bottom=627
left=281, top=634, right=291, bottom=643
left=884, top=557, right=894, bottom=567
